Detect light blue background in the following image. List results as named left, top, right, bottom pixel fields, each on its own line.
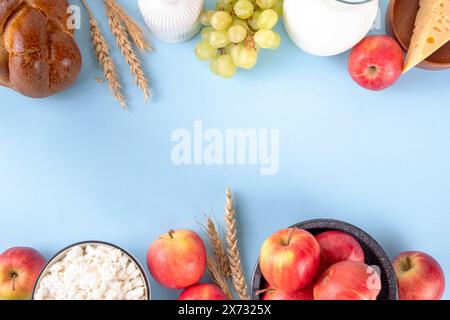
left=0, top=0, right=448, bottom=299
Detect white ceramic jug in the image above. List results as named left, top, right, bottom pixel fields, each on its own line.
left=138, top=0, right=204, bottom=43
left=283, top=0, right=380, bottom=56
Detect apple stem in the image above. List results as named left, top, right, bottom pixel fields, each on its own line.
left=401, top=257, right=413, bottom=272
left=168, top=229, right=175, bottom=239
left=11, top=273, right=17, bottom=292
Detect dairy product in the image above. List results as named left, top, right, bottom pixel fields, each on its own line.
left=34, top=244, right=147, bottom=300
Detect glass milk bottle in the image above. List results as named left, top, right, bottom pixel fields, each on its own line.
left=283, top=0, right=380, bottom=56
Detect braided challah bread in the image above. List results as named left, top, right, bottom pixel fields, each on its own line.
left=0, top=0, right=82, bottom=98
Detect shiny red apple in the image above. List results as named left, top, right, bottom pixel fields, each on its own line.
left=259, top=228, right=321, bottom=292
left=147, top=229, right=206, bottom=289
left=177, top=283, right=229, bottom=300
left=393, top=251, right=445, bottom=300
left=348, top=35, right=403, bottom=91
left=315, top=230, right=365, bottom=275
left=0, top=247, right=46, bottom=300
left=314, top=260, right=381, bottom=300
left=261, top=284, right=314, bottom=300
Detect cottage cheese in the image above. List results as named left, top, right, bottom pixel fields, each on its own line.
left=34, top=244, right=148, bottom=300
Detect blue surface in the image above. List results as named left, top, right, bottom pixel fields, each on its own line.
left=0, top=1, right=448, bottom=300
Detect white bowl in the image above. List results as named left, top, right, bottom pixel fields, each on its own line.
left=138, top=0, right=204, bottom=43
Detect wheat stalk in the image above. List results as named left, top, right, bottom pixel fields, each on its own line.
left=104, top=0, right=151, bottom=101
left=206, top=256, right=233, bottom=300
left=81, top=0, right=126, bottom=109
left=104, top=0, right=152, bottom=52
left=225, top=188, right=249, bottom=300
left=205, top=217, right=232, bottom=277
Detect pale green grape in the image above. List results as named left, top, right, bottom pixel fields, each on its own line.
left=200, top=11, right=214, bottom=26
left=210, top=58, right=220, bottom=75
left=234, top=0, right=254, bottom=19
left=256, top=0, right=277, bottom=9
left=230, top=44, right=244, bottom=65
left=215, top=55, right=237, bottom=78
left=257, top=9, right=278, bottom=30
left=254, top=29, right=280, bottom=49
left=248, top=11, right=261, bottom=30
left=216, top=1, right=233, bottom=12
left=272, top=0, right=283, bottom=16
left=209, top=30, right=230, bottom=48
left=201, top=27, right=214, bottom=40
left=195, top=40, right=219, bottom=60
left=197, top=1, right=283, bottom=78
left=232, top=17, right=249, bottom=30
left=224, top=44, right=234, bottom=55
left=271, top=31, right=281, bottom=49
left=228, top=25, right=248, bottom=43
left=211, top=11, right=233, bottom=30
left=237, top=48, right=258, bottom=69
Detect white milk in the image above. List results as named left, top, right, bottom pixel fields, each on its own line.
left=283, top=0, right=379, bottom=56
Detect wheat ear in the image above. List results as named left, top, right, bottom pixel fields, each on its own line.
left=81, top=0, right=126, bottom=109
left=104, top=1, right=151, bottom=101
left=225, top=188, right=249, bottom=300
left=104, top=0, right=152, bottom=52
left=205, top=217, right=232, bottom=277
left=206, top=256, right=233, bottom=300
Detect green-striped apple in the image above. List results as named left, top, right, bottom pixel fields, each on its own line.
left=0, top=247, right=46, bottom=300
left=259, top=228, right=320, bottom=291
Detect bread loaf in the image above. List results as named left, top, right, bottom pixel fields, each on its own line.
left=0, top=0, right=82, bottom=98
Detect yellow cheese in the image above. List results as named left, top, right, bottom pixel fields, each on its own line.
left=404, top=0, right=450, bottom=72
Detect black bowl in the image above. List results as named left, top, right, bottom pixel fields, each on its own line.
left=251, top=219, right=397, bottom=300
left=32, top=241, right=151, bottom=300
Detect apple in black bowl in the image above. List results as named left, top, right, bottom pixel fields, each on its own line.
left=251, top=219, right=397, bottom=300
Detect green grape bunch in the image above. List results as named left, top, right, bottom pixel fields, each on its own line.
left=195, top=0, right=284, bottom=79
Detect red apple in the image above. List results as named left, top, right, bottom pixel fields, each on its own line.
left=393, top=251, right=445, bottom=300
left=0, top=247, right=46, bottom=300
left=147, top=229, right=206, bottom=289
left=259, top=228, right=321, bottom=292
left=314, top=261, right=381, bottom=300
left=261, top=284, right=314, bottom=300
left=348, top=35, right=403, bottom=91
left=177, top=283, right=229, bottom=300
left=315, top=230, right=365, bottom=275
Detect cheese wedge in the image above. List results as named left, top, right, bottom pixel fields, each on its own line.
left=404, top=0, right=450, bottom=72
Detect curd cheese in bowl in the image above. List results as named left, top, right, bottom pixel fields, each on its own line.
left=33, top=242, right=150, bottom=300
left=283, top=0, right=379, bottom=56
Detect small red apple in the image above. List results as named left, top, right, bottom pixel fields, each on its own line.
left=177, top=283, right=229, bottom=300
left=348, top=35, right=404, bottom=91
left=314, top=261, right=381, bottom=300
left=393, top=251, right=445, bottom=300
left=0, top=247, right=46, bottom=300
left=259, top=228, right=321, bottom=292
left=315, top=230, right=365, bottom=275
left=147, top=229, right=206, bottom=289
left=260, top=284, right=314, bottom=300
